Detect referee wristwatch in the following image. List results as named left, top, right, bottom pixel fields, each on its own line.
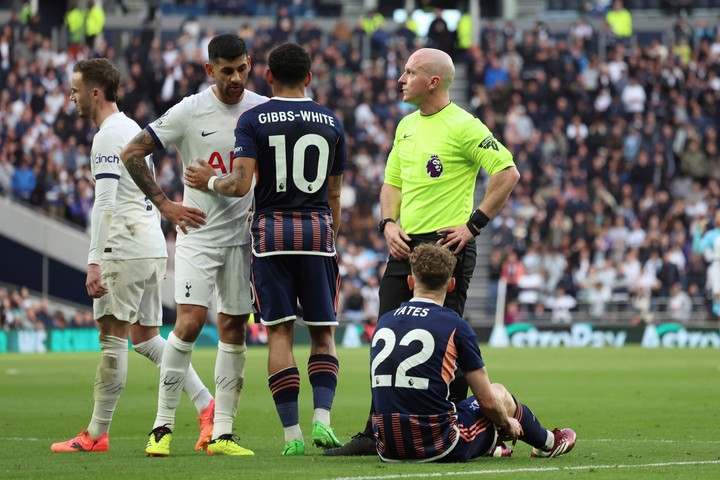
left=378, top=217, right=395, bottom=233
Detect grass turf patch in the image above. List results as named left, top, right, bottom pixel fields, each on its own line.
left=0, top=346, right=718, bottom=479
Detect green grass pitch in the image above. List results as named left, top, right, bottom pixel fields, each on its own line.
left=1, top=346, right=719, bottom=479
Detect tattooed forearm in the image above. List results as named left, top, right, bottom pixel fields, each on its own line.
left=214, top=163, right=252, bottom=197
left=126, top=152, right=167, bottom=206
left=120, top=130, right=167, bottom=207
left=238, top=164, right=249, bottom=181
left=215, top=174, right=241, bottom=197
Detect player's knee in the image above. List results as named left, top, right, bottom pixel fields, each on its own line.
left=129, top=324, right=160, bottom=345
left=172, top=317, right=204, bottom=342
left=308, top=327, right=335, bottom=352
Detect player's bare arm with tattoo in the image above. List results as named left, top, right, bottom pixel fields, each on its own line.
left=184, top=156, right=255, bottom=197
left=186, top=159, right=342, bottom=238
left=120, top=129, right=206, bottom=234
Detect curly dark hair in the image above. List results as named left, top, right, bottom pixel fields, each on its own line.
left=268, top=42, right=311, bottom=86
left=409, top=244, right=457, bottom=291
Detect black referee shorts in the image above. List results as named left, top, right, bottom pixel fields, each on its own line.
left=378, top=233, right=477, bottom=318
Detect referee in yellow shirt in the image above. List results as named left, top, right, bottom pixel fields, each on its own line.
left=325, top=48, right=520, bottom=456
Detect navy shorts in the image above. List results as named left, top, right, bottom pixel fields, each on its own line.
left=251, top=254, right=340, bottom=326
left=441, top=397, right=497, bottom=462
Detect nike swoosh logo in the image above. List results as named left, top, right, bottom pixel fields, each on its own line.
left=201, top=130, right=218, bottom=137
left=402, top=133, right=413, bottom=139
left=163, top=380, right=180, bottom=386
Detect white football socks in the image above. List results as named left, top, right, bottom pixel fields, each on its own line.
left=134, top=335, right=213, bottom=414
left=544, top=430, right=555, bottom=450
left=313, top=408, right=331, bottom=426
left=284, top=424, right=303, bottom=443
left=153, top=332, right=194, bottom=431
left=212, top=341, right=247, bottom=438
left=88, top=334, right=128, bottom=439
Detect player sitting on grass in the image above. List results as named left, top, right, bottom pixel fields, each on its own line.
left=370, top=243, right=577, bottom=462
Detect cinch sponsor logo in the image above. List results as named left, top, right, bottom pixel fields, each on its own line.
left=641, top=323, right=720, bottom=348
left=502, top=323, right=627, bottom=348
left=95, top=153, right=121, bottom=164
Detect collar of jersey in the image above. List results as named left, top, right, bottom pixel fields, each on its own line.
left=270, top=96, right=312, bottom=102
left=409, top=297, right=441, bottom=305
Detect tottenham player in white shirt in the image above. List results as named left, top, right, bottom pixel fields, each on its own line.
left=51, top=59, right=215, bottom=453
left=119, top=34, right=267, bottom=457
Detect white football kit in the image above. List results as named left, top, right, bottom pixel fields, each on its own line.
left=146, top=87, right=267, bottom=312
left=89, top=112, right=167, bottom=324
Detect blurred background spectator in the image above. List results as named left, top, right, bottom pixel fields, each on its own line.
left=2, top=0, right=720, bottom=330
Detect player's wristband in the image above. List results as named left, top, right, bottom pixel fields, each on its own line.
left=467, top=209, right=490, bottom=236
left=207, top=176, right=218, bottom=192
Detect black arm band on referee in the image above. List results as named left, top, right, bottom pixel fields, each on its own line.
left=467, top=209, right=490, bottom=236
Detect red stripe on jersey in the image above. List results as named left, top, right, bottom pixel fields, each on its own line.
left=311, top=212, right=321, bottom=251
left=375, top=416, right=386, bottom=456
left=392, top=413, right=406, bottom=458
left=273, top=212, right=283, bottom=251
left=409, top=415, right=424, bottom=457
left=258, top=214, right=268, bottom=254
left=325, top=214, right=333, bottom=251
left=293, top=212, right=303, bottom=250
left=430, top=416, right=444, bottom=454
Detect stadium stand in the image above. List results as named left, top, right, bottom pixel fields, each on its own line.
left=1, top=0, right=720, bottom=334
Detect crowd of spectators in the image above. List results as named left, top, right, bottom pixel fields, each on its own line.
left=2, top=2, right=720, bottom=331
left=0, top=285, right=95, bottom=332
left=478, top=9, right=720, bottom=324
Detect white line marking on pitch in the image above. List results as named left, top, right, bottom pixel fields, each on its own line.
left=324, top=460, right=720, bottom=480
left=590, top=438, right=720, bottom=444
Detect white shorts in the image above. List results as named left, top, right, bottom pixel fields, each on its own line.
left=174, top=243, right=253, bottom=315
left=93, top=258, right=166, bottom=326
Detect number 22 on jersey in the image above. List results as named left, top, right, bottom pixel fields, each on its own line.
left=371, top=328, right=434, bottom=390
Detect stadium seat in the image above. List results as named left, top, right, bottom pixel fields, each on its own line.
left=547, top=0, right=565, bottom=11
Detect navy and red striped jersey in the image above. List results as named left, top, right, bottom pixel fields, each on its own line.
left=234, top=97, right=346, bottom=256
left=370, top=298, right=485, bottom=461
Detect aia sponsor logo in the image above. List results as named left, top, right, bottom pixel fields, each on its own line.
left=206, top=151, right=235, bottom=174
